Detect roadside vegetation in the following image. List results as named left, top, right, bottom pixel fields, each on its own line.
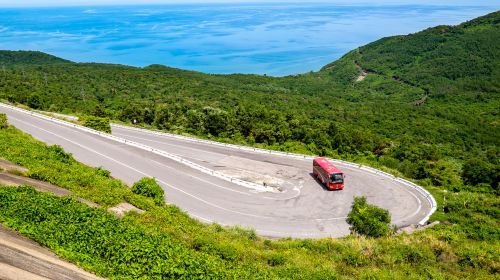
left=80, top=115, right=112, bottom=133
left=0, top=102, right=498, bottom=279
left=0, top=113, right=7, bottom=129
left=0, top=12, right=498, bottom=196
left=0, top=11, right=499, bottom=279
left=347, top=196, right=393, bottom=238
left=131, top=177, right=165, bottom=206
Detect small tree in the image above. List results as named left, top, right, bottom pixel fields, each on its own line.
left=0, top=113, right=7, bottom=129
left=131, top=177, right=165, bottom=206
left=347, top=196, right=392, bottom=237
left=462, top=158, right=495, bottom=187
left=81, top=116, right=111, bottom=133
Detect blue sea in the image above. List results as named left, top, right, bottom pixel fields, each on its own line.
left=0, top=3, right=498, bottom=76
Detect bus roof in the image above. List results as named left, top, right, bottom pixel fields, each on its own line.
left=313, top=157, right=343, bottom=174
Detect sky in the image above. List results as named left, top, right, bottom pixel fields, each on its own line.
left=0, top=0, right=498, bottom=8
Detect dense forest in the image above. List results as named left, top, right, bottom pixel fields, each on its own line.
left=0, top=10, right=499, bottom=280
left=0, top=11, right=498, bottom=196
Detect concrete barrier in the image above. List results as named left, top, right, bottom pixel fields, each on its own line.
left=113, top=123, right=437, bottom=225
left=1, top=103, right=437, bottom=225
left=0, top=103, right=276, bottom=193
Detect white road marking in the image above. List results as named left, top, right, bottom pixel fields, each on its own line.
left=10, top=116, right=272, bottom=220
left=113, top=131, right=226, bottom=159
left=2, top=104, right=436, bottom=235
left=146, top=158, right=251, bottom=196
left=263, top=186, right=301, bottom=200
left=393, top=184, right=423, bottom=222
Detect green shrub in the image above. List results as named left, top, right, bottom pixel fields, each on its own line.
left=462, top=158, right=498, bottom=191
left=131, top=177, right=165, bottom=206
left=1, top=125, right=499, bottom=279
left=267, top=252, right=286, bottom=266
left=347, top=196, right=392, bottom=237
left=0, top=113, right=7, bottom=129
left=0, top=187, right=235, bottom=279
left=48, top=145, right=72, bottom=163
left=80, top=115, right=111, bottom=133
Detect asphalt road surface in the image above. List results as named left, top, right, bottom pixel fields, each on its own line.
left=0, top=106, right=433, bottom=238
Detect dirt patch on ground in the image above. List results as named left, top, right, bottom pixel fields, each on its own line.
left=0, top=158, right=28, bottom=174
left=397, top=221, right=440, bottom=235
left=356, top=70, right=368, bottom=82
left=216, top=156, right=304, bottom=189
left=108, top=202, right=145, bottom=218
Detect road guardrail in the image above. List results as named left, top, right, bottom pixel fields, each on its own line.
left=0, top=102, right=436, bottom=225
left=0, top=103, right=276, bottom=193
left=113, top=123, right=437, bottom=225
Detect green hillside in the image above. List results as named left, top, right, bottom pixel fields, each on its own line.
left=0, top=10, right=499, bottom=280
left=0, top=12, right=498, bottom=193
left=0, top=50, right=71, bottom=66
left=0, top=116, right=498, bottom=279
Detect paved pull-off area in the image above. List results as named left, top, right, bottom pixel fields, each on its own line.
left=0, top=105, right=435, bottom=238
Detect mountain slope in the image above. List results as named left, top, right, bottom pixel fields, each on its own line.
left=323, top=11, right=500, bottom=95
left=0, top=12, right=498, bottom=193
left=0, top=50, right=71, bottom=66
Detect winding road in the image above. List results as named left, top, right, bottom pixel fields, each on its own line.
left=0, top=104, right=435, bottom=238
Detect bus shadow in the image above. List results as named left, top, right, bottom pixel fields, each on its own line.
left=309, top=172, right=339, bottom=191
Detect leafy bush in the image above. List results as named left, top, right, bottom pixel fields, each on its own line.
left=267, top=252, right=286, bottom=266
left=347, top=196, right=392, bottom=237
left=0, top=113, right=7, bottom=129
left=0, top=187, right=237, bottom=279
left=462, top=158, right=499, bottom=192
left=0, top=126, right=128, bottom=207
left=131, top=177, right=165, bottom=206
left=0, top=125, right=499, bottom=279
left=80, top=116, right=111, bottom=133
left=48, top=145, right=72, bottom=163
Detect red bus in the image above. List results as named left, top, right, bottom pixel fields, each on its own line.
left=313, top=157, right=345, bottom=190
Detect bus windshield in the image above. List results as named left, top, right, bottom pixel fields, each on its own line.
left=330, top=173, right=344, bottom=184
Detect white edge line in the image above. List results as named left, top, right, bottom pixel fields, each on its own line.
left=2, top=103, right=437, bottom=226
left=9, top=116, right=271, bottom=220
left=0, top=103, right=276, bottom=194
left=112, top=119, right=437, bottom=225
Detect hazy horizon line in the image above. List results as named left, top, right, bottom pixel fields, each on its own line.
left=0, top=0, right=497, bottom=8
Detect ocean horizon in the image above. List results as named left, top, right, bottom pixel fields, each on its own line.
left=1, top=3, right=499, bottom=76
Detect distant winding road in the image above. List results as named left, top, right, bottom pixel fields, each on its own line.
left=0, top=105, right=434, bottom=238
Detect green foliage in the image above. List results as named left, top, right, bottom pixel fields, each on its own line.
left=0, top=126, right=499, bottom=279
left=0, top=50, right=70, bottom=66
left=0, top=113, right=7, bottom=129
left=347, top=196, right=392, bottom=238
left=0, top=187, right=239, bottom=279
left=131, top=177, right=165, bottom=206
left=438, top=191, right=500, bottom=241
left=80, top=115, right=111, bottom=133
left=462, top=158, right=499, bottom=192
left=0, top=11, right=498, bottom=278
left=0, top=126, right=129, bottom=207
left=1, top=12, right=498, bottom=192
